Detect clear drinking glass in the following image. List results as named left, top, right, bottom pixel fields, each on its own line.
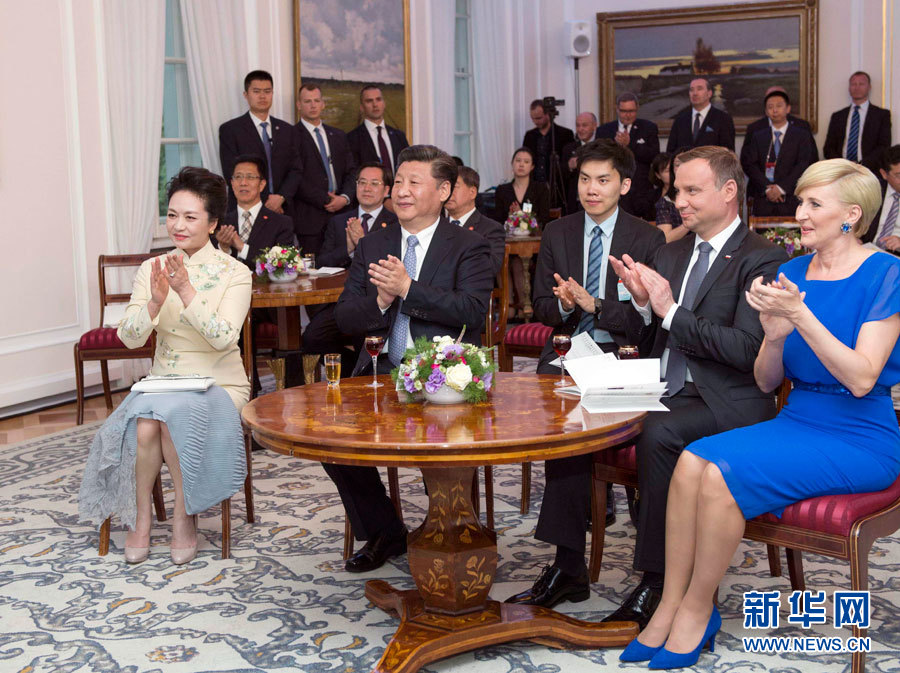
left=364, top=336, right=385, bottom=388
left=303, top=253, right=316, bottom=271
left=552, top=334, right=572, bottom=387
left=324, top=353, right=341, bottom=386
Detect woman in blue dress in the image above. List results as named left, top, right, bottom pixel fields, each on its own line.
left=622, top=159, right=900, bottom=668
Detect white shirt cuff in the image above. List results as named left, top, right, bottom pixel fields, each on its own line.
left=661, top=303, right=680, bottom=331
left=633, top=298, right=653, bottom=326
left=236, top=244, right=249, bottom=260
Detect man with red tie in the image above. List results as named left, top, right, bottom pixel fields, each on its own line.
left=346, top=85, right=410, bottom=172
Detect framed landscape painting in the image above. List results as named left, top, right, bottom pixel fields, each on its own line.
left=293, top=0, right=411, bottom=138
left=597, top=0, right=818, bottom=134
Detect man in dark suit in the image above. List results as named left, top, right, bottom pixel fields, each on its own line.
left=505, top=139, right=666, bottom=609
left=523, top=99, right=576, bottom=206
left=293, top=83, right=356, bottom=256
left=302, top=162, right=398, bottom=367
left=327, top=146, right=494, bottom=572
left=346, top=85, right=410, bottom=172
left=741, top=91, right=816, bottom=216
left=596, top=93, right=661, bottom=220
left=863, top=145, right=900, bottom=248
left=219, top=70, right=303, bottom=216
left=594, top=147, right=786, bottom=629
left=214, top=154, right=295, bottom=267
left=444, top=166, right=506, bottom=277
left=666, top=78, right=735, bottom=153
left=560, top=112, right=598, bottom=215
left=743, top=86, right=818, bottom=161
left=823, top=71, right=893, bottom=176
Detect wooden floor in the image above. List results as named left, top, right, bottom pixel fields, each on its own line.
left=0, top=392, right=129, bottom=445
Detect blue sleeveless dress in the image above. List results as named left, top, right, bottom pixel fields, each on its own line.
left=687, top=252, right=900, bottom=519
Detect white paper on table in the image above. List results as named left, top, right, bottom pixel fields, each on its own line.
left=308, top=266, right=345, bottom=276
left=548, top=332, right=613, bottom=368
left=563, top=356, right=669, bottom=412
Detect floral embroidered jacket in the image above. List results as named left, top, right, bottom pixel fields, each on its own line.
left=117, top=241, right=252, bottom=409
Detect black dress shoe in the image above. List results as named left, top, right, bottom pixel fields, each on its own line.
left=601, top=580, right=662, bottom=630
left=344, top=528, right=407, bottom=573
left=504, top=564, right=590, bottom=609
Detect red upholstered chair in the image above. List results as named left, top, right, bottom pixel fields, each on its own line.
left=74, top=254, right=158, bottom=425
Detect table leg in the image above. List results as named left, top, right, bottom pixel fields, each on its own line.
left=520, top=254, right=534, bottom=322
left=365, top=466, right=637, bottom=673
left=302, top=354, right=321, bottom=384
left=270, top=359, right=286, bottom=390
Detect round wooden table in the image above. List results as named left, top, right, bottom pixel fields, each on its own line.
left=242, top=372, right=645, bottom=673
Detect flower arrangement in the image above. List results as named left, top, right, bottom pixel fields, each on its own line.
left=504, top=210, right=539, bottom=236
left=391, top=335, right=498, bottom=403
left=763, top=227, right=805, bottom=258
left=254, top=245, right=303, bottom=279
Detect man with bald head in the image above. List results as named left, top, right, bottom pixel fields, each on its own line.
left=560, top=111, right=599, bottom=214
left=597, top=93, right=660, bottom=219
left=666, top=78, right=735, bottom=153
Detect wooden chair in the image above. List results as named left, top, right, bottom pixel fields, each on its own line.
left=587, top=380, right=793, bottom=583
left=74, top=254, right=157, bottom=425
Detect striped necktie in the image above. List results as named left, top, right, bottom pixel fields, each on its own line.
left=259, top=122, right=275, bottom=190
left=846, top=105, right=861, bottom=162
left=388, top=235, right=419, bottom=365
left=576, top=225, right=602, bottom=335
left=239, top=210, right=252, bottom=242
left=773, top=130, right=782, bottom=158
left=314, top=127, right=335, bottom=192
left=877, top=193, right=900, bottom=247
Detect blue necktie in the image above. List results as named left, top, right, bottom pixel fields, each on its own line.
left=877, top=193, right=900, bottom=247
left=576, top=225, right=602, bottom=335
left=846, top=105, right=860, bottom=163
left=314, top=127, right=335, bottom=192
left=665, top=241, right=713, bottom=395
left=259, top=122, right=275, bottom=191
left=388, top=235, right=419, bottom=365
left=773, top=130, right=782, bottom=158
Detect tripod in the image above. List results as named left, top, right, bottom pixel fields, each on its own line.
left=546, top=108, right=568, bottom=215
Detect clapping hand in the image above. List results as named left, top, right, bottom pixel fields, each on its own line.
left=609, top=254, right=649, bottom=306
left=552, top=273, right=575, bottom=311
left=614, top=130, right=630, bottom=147
left=745, top=273, right=805, bottom=341
left=215, top=225, right=242, bottom=251
left=369, top=255, right=412, bottom=309
left=508, top=200, right=520, bottom=214
left=149, top=257, right=170, bottom=311
left=636, top=263, right=676, bottom=318
left=346, top=217, right=365, bottom=252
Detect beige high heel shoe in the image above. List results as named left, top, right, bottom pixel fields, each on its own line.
left=124, top=545, right=150, bottom=563
left=170, top=514, right=198, bottom=565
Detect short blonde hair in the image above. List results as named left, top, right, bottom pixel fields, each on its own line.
left=794, top=159, right=883, bottom=237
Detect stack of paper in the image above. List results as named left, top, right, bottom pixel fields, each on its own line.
left=308, top=266, right=345, bottom=276
left=561, top=355, right=668, bottom=413
left=548, top=332, right=608, bottom=368
left=132, top=374, right=215, bottom=393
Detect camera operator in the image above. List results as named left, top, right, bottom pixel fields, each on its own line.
left=523, top=98, right=575, bottom=210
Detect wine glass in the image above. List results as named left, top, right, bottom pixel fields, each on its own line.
left=364, top=335, right=385, bottom=388
left=552, top=334, right=572, bottom=388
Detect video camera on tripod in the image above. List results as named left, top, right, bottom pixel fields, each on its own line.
left=541, top=96, right=565, bottom=119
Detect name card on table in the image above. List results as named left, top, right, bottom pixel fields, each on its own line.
left=561, top=355, right=668, bottom=413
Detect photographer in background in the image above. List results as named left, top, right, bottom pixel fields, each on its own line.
left=523, top=98, right=575, bottom=210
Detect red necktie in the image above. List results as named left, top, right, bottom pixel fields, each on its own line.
left=376, top=126, right=391, bottom=170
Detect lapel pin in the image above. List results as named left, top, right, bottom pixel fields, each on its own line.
left=724, top=254, right=732, bottom=260
left=468, top=225, right=474, bottom=231
left=263, top=215, right=268, bottom=220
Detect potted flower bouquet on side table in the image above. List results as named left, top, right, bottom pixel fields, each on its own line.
left=254, top=245, right=303, bottom=282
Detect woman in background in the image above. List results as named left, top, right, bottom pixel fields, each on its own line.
left=649, top=152, right=687, bottom=243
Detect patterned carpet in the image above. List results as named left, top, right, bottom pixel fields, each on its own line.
left=1, top=421, right=899, bottom=673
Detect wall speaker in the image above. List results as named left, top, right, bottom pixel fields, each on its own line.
left=566, top=20, right=592, bottom=58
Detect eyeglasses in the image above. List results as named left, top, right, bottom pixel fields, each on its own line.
left=232, top=174, right=262, bottom=181
left=356, top=179, right=384, bottom=187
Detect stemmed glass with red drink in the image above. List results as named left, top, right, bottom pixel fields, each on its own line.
left=552, top=334, right=572, bottom=387
left=364, top=335, right=385, bottom=388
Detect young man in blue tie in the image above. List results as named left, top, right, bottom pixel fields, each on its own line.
left=824, top=71, right=893, bottom=177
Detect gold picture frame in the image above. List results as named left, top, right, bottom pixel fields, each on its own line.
left=292, top=0, right=412, bottom=140
left=597, top=0, right=818, bottom=134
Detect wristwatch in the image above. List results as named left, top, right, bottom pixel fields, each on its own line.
left=594, top=297, right=602, bottom=315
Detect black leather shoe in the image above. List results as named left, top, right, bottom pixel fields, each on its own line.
left=606, top=483, right=617, bottom=527
left=344, top=528, right=407, bottom=573
left=601, top=580, right=662, bottom=630
left=504, top=564, right=590, bottom=609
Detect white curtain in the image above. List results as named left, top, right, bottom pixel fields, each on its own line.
left=102, top=0, right=166, bottom=255
left=411, top=0, right=455, bottom=150
left=180, top=0, right=249, bottom=176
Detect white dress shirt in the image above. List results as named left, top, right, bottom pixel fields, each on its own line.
left=452, top=207, right=477, bottom=227
left=300, top=118, right=339, bottom=191
left=770, top=122, right=789, bottom=194
left=691, top=104, right=712, bottom=132
left=234, top=200, right=264, bottom=260
left=380, top=218, right=440, bottom=353
left=559, top=209, right=618, bottom=343
left=364, top=118, right=394, bottom=168
left=617, top=121, right=632, bottom=135
left=634, top=216, right=743, bottom=381
left=843, top=99, right=870, bottom=160
left=348, top=205, right=385, bottom=260
left=249, top=111, right=273, bottom=143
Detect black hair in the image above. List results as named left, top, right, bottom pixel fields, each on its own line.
left=850, top=71, right=871, bottom=85
left=357, top=161, right=392, bottom=185
left=575, top=138, right=636, bottom=181
left=457, top=165, right=480, bottom=191
left=359, top=84, right=382, bottom=102
left=230, top=154, right=268, bottom=182
left=764, top=90, right=790, bottom=106
left=452, top=155, right=465, bottom=166
left=883, top=145, right=900, bottom=171
left=166, top=167, right=227, bottom=224
left=243, top=70, right=273, bottom=91
left=511, top=146, right=535, bottom=165
left=529, top=98, right=545, bottom=112
left=396, top=145, right=458, bottom=198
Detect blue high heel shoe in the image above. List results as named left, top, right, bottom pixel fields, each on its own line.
left=648, top=605, right=721, bottom=670
left=619, top=637, right=664, bottom=662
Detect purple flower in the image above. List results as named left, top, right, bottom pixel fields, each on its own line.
left=443, top=344, right=464, bottom=359
left=403, top=375, right=417, bottom=394
left=255, top=262, right=264, bottom=276
left=425, top=368, right=446, bottom=394
left=264, top=262, right=275, bottom=273
left=785, top=243, right=795, bottom=256
left=482, top=372, right=493, bottom=391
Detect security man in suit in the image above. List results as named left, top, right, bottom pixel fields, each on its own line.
left=743, top=86, right=818, bottom=161
left=560, top=112, right=599, bottom=216
left=823, top=71, right=893, bottom=177
left=326, top=145, right=494, bottom=573
left=666, top=78, right=735, bottom=153
left=444, top=165, right=506, bottom=277
left=596, top=92, right=661, bottom=220
left=346, top=85, right=410, bottom=172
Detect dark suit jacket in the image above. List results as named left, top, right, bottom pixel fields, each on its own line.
left=493, top=180, right=551, bottom=228
left=596, top=119, right=661, bottom=220
left=741, top=123, right=816, bottom=203
left=458, top=210, right=506, bottom=278
left=334, top=218, right=494, bottom=376
left=744, top=114, right=818, bottom=161
left=666, top=106, right=736, bottom=153
left=861, top=182, right=891, bottom=245
left=318, top=207, right=398, bottom=269
left=218, top=113, right=303, bottom=212
left=217, top=206, right=294, bottom=270
left=532, top=210, right=666, bottom=367
left=823, top=103, right=893, bottom=174
left=346, top=122, right=410, bottom=170
left=523, top=123, right=576, bottom=186
left=293, top=122, right=357, bottom=239
left=638, top=225, right=787, bottom=432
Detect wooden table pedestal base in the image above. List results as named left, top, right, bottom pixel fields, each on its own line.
left=365, top=581, right=638, bottom=673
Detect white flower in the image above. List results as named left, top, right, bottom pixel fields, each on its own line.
left=434, top=335, right=455, bottom=349
left=414, top=379, right=423, bottom=391
left=435, top=352, right=445, bottom=361
left=479, top=352, right=489, bottom=368
left=518, top=221, right=529, bottom=231
left=445, top=363, right=473, bottom=392
left=268, top=246, right=284, bottom=258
